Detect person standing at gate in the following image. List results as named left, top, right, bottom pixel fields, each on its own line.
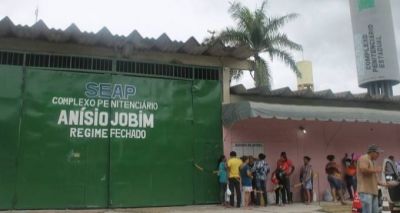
left=276, top=152, right=295, bottom=204
left=227, top=151, right=243, bottom=208
left=217, top=155, right=228, bottom=206
left=254, top=153, right=270, bottom=206
left=357, top=144, right=389, bottom=213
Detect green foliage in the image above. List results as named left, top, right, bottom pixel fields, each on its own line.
left=217, top=0, right=302, bottom=88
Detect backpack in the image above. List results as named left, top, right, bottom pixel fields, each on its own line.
left=352, top=192, right=362, bottom=212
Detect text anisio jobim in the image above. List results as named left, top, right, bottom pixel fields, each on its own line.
left=52, top=82, right=159, bottom=140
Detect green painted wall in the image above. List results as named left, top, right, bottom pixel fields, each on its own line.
left=0, top=66, right=222, bottom=209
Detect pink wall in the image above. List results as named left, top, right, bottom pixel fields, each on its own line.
left=223, top=118, right=400, bottom=201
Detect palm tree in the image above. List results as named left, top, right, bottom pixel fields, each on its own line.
left=218, top=0, right=302, bottom=88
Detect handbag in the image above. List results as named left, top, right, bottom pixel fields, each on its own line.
left=226, top=186, right=232, bottom=196
left=352, top=192, right=362, bottom=213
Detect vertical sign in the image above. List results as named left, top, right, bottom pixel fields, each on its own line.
left=349, top=0, right=400, bottom=87
left=358, top=0, right=375, bottom=10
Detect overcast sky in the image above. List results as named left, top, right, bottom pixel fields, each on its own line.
left=1, top=0, right=400, bottom=94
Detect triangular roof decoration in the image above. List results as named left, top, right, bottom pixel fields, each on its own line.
left=0, top=16, right=253, bottom=60
left=0, top=16, right=15, bottom=36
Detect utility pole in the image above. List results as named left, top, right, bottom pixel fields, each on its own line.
left=34, top=5, right=39, bottom=23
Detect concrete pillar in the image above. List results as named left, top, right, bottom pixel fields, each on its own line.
left=222, top=67, right=231, bottom=104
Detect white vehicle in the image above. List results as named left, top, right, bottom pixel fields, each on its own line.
left=381, top=158, right=400, bottom=213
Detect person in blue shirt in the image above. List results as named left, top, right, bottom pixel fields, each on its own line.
left=217, top=155, right=228, bottom=205
left=241, top=156, right=253, bottom=208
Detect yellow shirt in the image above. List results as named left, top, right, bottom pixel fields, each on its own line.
left=357, top=154, right=378, bottom=195
left=227, top=157, right=243, bottom=178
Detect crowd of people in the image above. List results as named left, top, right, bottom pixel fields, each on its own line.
left=323, top=145, right=400, bottom=213
left=216, top=144, right=400, bottom=211
left=217, top=151, right=303, bottom=209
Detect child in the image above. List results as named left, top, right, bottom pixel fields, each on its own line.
left=272, top=168, right=285, bottom=206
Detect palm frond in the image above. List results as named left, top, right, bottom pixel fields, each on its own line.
left=254, top=1, right=268, bottom=23
left=250, top=5, right=268, bottom=49
left=229, top=1, right=255, bottom=33
left=270, top=48, right=301, bottom=77
left=270, top=33, right=302, bottom=51
left=229, top=1, right=244, bottom=20
left=265, top=13, right=299, bottom=33
left=222, top=1, right=301, bottom=88
left=230, top=69, right=244, bottom=81
left=258, top=0, right=268, bottom=14
left=219, top=28, right=249, bottom=47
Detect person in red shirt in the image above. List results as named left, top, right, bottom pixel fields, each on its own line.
left=344, top=154, right=357, bottom=200
left=276, top=152, right=295, bottom=204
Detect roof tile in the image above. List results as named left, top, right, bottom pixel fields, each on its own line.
left=0, top=16, right=252, bottom=60
left=0, top=16, right=15, bottom=36
left=231, top=84, right=400, bottom=103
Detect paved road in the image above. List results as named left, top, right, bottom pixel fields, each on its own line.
left=4, top=203, right=324, bottom=213
left=118, top=204, right=323, bottom=213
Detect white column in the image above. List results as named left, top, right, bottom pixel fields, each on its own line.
left=222, top=67, right=231, bottom=104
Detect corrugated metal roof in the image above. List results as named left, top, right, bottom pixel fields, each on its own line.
left=223, top=101, right=400, bottom=125
left=0, top=16, right=253, bottom=60
left=231, top=84, right=400, bottom=103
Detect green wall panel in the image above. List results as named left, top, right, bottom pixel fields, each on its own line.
left=109, top=76, right=194, bottom=207
left=15, top=69, right=109, bottom=209
left=0, top=65, right=222, bottom=210
left=192, top=80, right=222, bottom=204
left=0, top=66, right=22, bottom=209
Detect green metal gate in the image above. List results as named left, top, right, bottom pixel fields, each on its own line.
left=108, top=76, right=195, bottom=207
left=0, top=51, right=222, bottom=210
left=0, top=66, right=22, bottom=209
left=14, top=69, right=110, bottom=209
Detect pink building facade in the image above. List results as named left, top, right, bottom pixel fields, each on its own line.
left=223, top=85, right=400, bottom=202
left=223, top=118, right=400, bottom=201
